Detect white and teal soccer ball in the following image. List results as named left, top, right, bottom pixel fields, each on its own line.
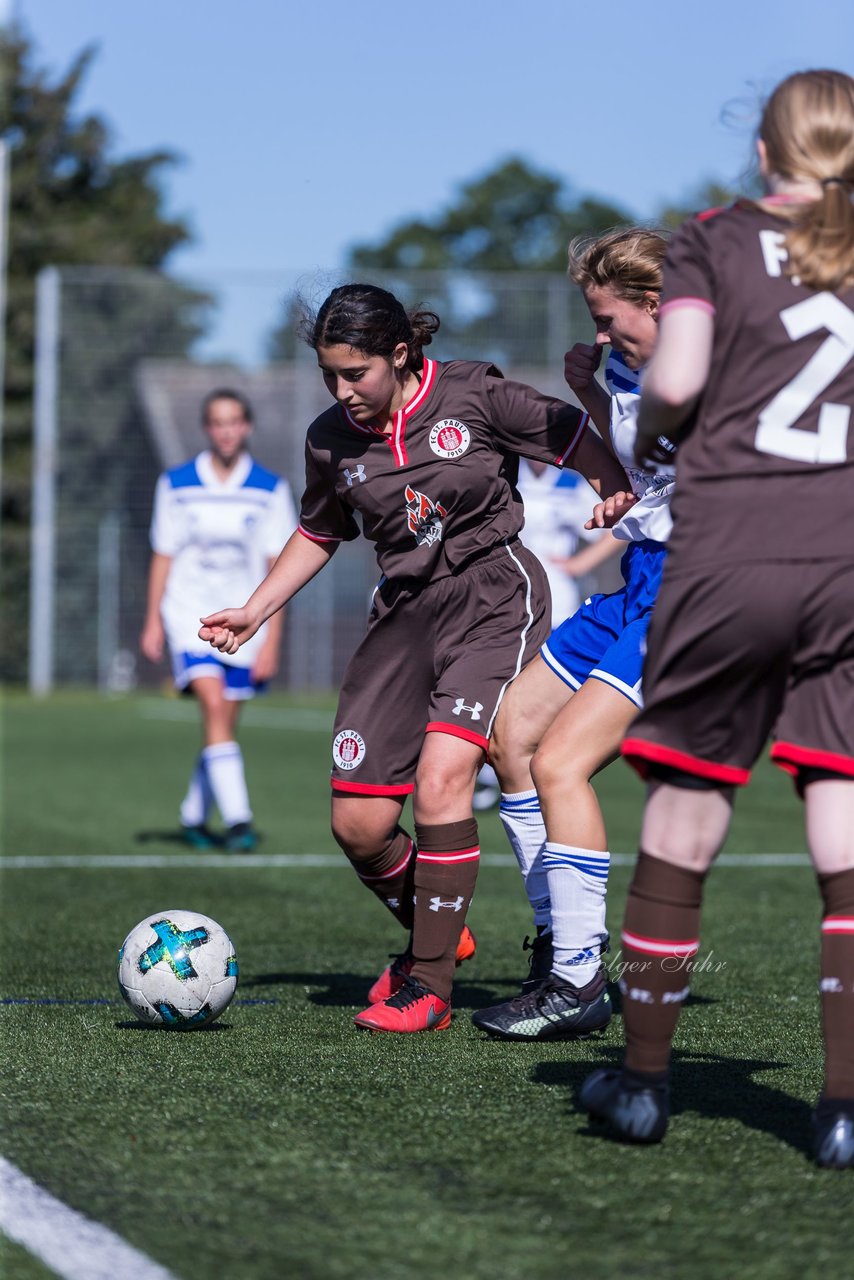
left=117, top=910, right=238, bottom=1030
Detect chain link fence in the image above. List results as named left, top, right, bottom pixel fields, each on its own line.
left=25, top=264, right=607, bottom=693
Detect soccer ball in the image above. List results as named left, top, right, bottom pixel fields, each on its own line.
left=117, top=909, right=238, bottom=1030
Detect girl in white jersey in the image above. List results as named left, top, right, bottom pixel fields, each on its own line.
left=140, top=389, right=296, bottom=850
left=473, top=228, right=676, bottom=1040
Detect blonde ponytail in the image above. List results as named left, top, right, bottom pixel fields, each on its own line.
left=760, top=70, right=854, bottom=292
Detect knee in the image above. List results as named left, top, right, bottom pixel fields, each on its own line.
left=414, top=760, right=474, bottom=820
left=330, top=810, right=393, bottom=863
left=531, top=740, right=584, bottom=801
left=489, top=706, right=534, bottom=779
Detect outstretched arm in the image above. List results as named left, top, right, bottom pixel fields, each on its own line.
left=251, top=554, right=287, bottom=684
left=199, top=530, right=335, bottom=655
left=570, top=425, right=630, bottom=498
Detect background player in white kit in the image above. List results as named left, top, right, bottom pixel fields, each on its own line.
left=140, top=389, right=297, bottom=850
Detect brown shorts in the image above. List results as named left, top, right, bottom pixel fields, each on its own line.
left=623, top=558, right=854, bottom=786
left=330, top=541, right=550, bottom=795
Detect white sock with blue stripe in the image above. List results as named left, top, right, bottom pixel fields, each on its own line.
left=499, top=790, right=551, bottom=928
left=544, top=842, right=610, bottom=986
left=203, top=741, right=252, bottom=827
left=180, top=754, right=214, bottom=828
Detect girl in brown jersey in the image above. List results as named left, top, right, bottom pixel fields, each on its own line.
left=199, top=282, right=628, bottom=1034
left=578, top=69, right=854, bottom=1169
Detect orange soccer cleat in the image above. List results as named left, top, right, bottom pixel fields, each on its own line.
left=366, top=923, right=476, bottom=1004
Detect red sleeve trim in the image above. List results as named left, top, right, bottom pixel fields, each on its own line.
left=299, top=524, right=342, bottom=544
left=621, top=737, right=751, bottom=786
left=554, top=413, right=587, bottom=467
left=425, top=721, right=489, bottom=751
left=330, top=779, right=415, bottom=796
left=659, top=297, right=716, bottom=318
left=696, top=206, right=727, bottom=222
left=770, top=742, right=854, bottom=780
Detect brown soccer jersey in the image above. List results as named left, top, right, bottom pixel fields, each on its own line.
left=624, top=202, right=854, bottom=785
left=298, top=358, right=587, bottom=582
left=660, top=202, right=854, bottom=569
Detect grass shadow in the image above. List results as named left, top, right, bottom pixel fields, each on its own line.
left=535, top=1050, right=813, bottom=1156
left=133, top=828, right=222, bottom=847
left=115, top=1019, right=232, bottom=1032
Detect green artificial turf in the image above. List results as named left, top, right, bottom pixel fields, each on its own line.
left=0, top=692, right=845, bottom=1280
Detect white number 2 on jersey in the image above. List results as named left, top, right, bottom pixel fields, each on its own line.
left=755, top=293, right=854, bottom=464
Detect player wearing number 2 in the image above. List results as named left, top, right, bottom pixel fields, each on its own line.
left=579, top=69, right=854, bottom=1169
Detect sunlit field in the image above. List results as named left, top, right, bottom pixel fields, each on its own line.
left=1, top=691, right=844, bottom=1280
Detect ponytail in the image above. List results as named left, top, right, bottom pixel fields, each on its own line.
left=759, top=70, right=854, bottom=292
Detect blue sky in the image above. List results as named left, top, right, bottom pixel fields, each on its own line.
left=9, top=0, right=854, bottom=361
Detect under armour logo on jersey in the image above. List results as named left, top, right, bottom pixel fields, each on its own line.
left=452, top=698, right=483, bottom=721
left=344, top=465, right=366, bottom=486
left=429, top=895, right=465, bottom=912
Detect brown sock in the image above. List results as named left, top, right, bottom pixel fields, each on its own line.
left=818, top=867, right=854, bottom=1100
left=620, top=851, right=707, bottom=1076
left=346, top=827, right=416, bottom=930
left=409, top=819, right=479, bottom=1002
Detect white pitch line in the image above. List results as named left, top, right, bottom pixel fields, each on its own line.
left=0, top=1155, right=178, bottom=1280
left=0, top=852, right=812, bottom=869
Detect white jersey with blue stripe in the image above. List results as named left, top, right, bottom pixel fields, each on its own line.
left=604, top=353, right=675, bottom=545
left=150, top=450, right=297, bottom=664
left=604, top=350, right=641, bottom=397
left=516, top=459, right=605, bottom=626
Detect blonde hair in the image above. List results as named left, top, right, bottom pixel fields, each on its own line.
left=760, top=69, right=854, bottom=292
left=567, top=227, right=669, bottom=304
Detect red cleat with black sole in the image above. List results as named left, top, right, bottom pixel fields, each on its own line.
left=354, top=975, right=452, bottom=1033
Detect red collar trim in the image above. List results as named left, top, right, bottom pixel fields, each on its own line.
left=403, top=358, right=435, bottom=417
left=340, top=359, right=436, bottom=467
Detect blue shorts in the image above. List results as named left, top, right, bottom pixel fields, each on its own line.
left=540, top=540, right=667, bottom=707
left=172, top=652, right=267, bottom=701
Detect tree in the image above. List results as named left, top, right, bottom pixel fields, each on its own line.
left=0, top=25, right=208, bottom=681
left=349, top=157, right=632, bottom=273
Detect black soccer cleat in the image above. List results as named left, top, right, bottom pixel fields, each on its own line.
left=520, top=931, right=554, bottom=994
left=181, top=823, right=217, bottom=850
left=472, top=967, right=611, bottom=1040
left=579, top=1067, right=670, bottom=1144
left=812, top=1099, right=854, bottom=1169
left=224, top=821, right=258, bottom=853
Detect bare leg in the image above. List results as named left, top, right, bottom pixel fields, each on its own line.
left=183, top=676, right=249, bottom=831
left=532, top=678, right=638, bottom=850
left=489, top=654, right=574, bottom=794
left=804, top=778, right=854, bottom=1126
left=640, top=781, right=734, bottom=873
left=805, top=778, right=854, bottom=875
left=489, top=655, right=574, bottom=930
